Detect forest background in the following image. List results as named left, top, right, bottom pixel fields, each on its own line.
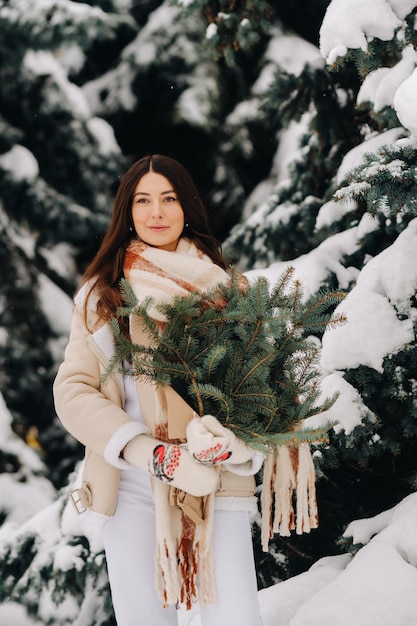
left=0, top=0, right=417, bottom=624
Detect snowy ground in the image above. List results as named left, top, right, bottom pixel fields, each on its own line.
left=177, top=490, right=417, bottom=625
left=1, top=491, right=417, bottom=625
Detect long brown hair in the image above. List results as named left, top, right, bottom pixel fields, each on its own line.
left=81, top=154, right=227, bottom=328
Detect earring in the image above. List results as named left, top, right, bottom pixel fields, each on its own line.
left=185, top=223, right=189, bottom=228
left=129, top=226, right=133, bottom=232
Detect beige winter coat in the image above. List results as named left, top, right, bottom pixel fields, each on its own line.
left=53, top=291, right=256, bottom=522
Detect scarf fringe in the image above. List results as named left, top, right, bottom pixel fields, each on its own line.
left=153, top=481, right=182, bottom=607
left=261, top=443, right=318, bottom=552
left=125, top=240, right=227, bottom=609
left=152, top=418, right=217, bottom=608
left=194, top=493, right=217, bottom=607
left=153, top=481, right=217, bottom=609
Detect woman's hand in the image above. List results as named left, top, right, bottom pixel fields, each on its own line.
left=186, top=415, right=254, bottom=466
left=122, top=435, right=219, bottom=496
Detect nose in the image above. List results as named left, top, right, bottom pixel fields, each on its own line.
left=151, top=199, right=164, bottom=218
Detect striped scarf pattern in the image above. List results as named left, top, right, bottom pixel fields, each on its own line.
left=123, top=237, right=319, bottom=606
left=123, top=238, right=228, bottom=609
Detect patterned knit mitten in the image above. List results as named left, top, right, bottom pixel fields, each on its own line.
left=122, top=434, right=219, bottom=497
left=186, top=415, right=254, bottom=466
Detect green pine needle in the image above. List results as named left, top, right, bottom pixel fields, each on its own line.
left=106, top=268, right=345, bottom=451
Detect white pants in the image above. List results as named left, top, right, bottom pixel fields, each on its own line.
left=102, top=467, right=262, bottom=626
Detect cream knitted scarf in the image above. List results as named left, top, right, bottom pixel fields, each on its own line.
left=123, top=237, right=319, bottom=606
left=123, top=238, right=229, bottom=609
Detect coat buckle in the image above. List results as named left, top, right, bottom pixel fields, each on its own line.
left=70, top=485, right=92, bottom=515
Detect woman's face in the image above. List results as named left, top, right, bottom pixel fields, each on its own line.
left=131, top=172, right=185, bottom=251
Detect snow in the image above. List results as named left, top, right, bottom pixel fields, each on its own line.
left=336, top=127, right=406, bottom=184
left=315, top=197, right=357, bottom=229
left=0, top=393, right=56, bottom=525
left=83, top=2, right=209, bottom=118
left=56, top=44, right=86, bottom=74
left=241, top=115, right=313, bottom=223
left=0, top=472, right=55, bottom=525
left=358, top=46, right=417, bottom=112
left=242, top=212, right=416, bottom=435
left=252, top=30, right=322, bottom=95
left=0, top=603, right=43, bottom=626
left=223, top=30, right=321, bottom=198
left=206, top=23, right=217, bottom=39
left=122, top=5, right=193, bottom=66
left=37, top=274, right=74, bottom=337
left=319, top=0, right=403, bottom=64
left=282, top=494, right=417, bottom=626
left=388, top=0, right=417, bottom=19
left=23, top=50, right=91, bottom=120
left=245, top=216, right=417, bottom=434
left=0, top=144, right=39, bottom=181
left=83, top=65, right=137, bottom=114
left=38, top=242, right=77, bottom=281
left=321, top=288, right=412, bottom=373
left=393, top=67, right=417, bottom=136
left=176, top=68, right=219, bottom=128
left=321, top=217, right=417, bottom=373
left=0, top=494, right=105, bottom=626
left=305, top=373, right=375, bottom=435
left=86, top=117, right=121, bottom=155
left=245, top=215, right=376, bottom=298
left=177, top=497, right=417, bottom=624
left=319, top=0, right=417, bottom=146
left=244, top=213, right=417, bottom=428
left=36, top=271, right=75, bottom=363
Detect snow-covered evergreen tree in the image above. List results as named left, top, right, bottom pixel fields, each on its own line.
left=1, top=0, right=417, bottom=624
left=222, top=0, right=417, bottom=579
left=0, top=1, right=129, bottom=622
left=0, top=394, right=113, bottom=623
left=0, top=0, right=131, bottom=487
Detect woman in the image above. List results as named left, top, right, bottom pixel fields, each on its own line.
left=54, top=155, right=264, bottom=626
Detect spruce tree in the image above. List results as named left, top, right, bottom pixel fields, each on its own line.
left=2, top=0, right=417, bottom=620
left=0, top=0, right=132, bottom=483
left=215, top=0, right=417, bottom=576
left=0, top=474, right=115, bottom=625
left=0, top=1, right=128, bottom=621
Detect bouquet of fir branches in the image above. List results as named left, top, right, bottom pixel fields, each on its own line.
left=107, top=267, right=345, bottom=452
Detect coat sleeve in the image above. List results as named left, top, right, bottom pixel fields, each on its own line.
left=53, top=308, right=149, bottom=468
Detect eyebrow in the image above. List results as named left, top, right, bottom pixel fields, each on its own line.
left=133, top=189, right=176, bottom=197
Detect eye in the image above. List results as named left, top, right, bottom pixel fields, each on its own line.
left=164, top=195, right=178, bottom=203
left=135, top=197, right=149, bottom=204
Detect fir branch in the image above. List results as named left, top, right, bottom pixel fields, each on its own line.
left=191, top=382, right=235, bottom=420
left=204, top=344, right=227, bottom=377
left=108, top=268, right=345, bottom=449
left=234, top=352, right=275, bottom=394
left=268, top=264, right=295, bottom=304
left=334, top=144, right=417, bottom=219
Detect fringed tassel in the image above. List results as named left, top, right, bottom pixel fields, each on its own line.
left=152, top=399, right=217, bottom=610
left=153, top=481, right=217, bottom=609
left=177, top=513, right=198, bottom=609
left=261, top=443, right=318, bottom=552
left=153, top=481, right=182, bottom=607
left=260, top=451, right=275, bottom=552
left=177, top=492, right=217, bottom=609
left=296, top=442, right=318, bottom=534
left=195, top=492, right=217, bottom=607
